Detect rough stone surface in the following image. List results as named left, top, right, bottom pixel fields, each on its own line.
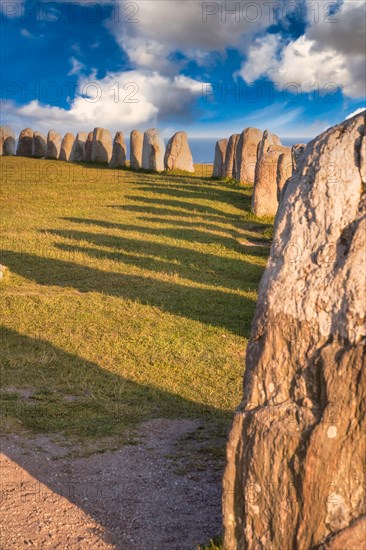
left=91, top=127, right=113, bottom=164
left=292, top=143, right=307, bottom=172
left=257, top=129, right=274, bottom=161
left=32, top=132, right=46, bottom=158
left=252, top=145, right=290, bottom=217
left=277, top=148, right=293, bottom=200
left=164, top=131, right=194, bottom=173
left=16, top=128, right=33, bottom=157
left=142, top=128, right=165, bottom=171
left=70, top=132, right=87, bottom=162
left=236, top=128, right=262, bottom=183
left=223, top=113, right=366, bottom=550
left=224, top=134, right=240, bottom=179
left=109, top=131, right=127, bottom=168
left=0, top=126, right=16, bottom=156
left=85, top=131, right=94, bottom=163
left=46, top=130, right=62, bottom=160
left=130, top=130, right=143, bottom=170
left=213, top=139, right=228, bottom=178
left=272, top=134, right=282, bottom=146
left=59, top=133, right=75, bottom=161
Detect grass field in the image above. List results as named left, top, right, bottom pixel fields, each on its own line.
left=0, top=157, right=273, bottom=452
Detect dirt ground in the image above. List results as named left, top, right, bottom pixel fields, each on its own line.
left=0, top=419, right=223, bottom=549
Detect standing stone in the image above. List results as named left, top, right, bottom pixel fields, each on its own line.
left=224, top=134, right=240, bottom=179
left=0, top=126, right=15, bottom=156
left=223, top=113, right=366, bottom=550
left=257, top=129, right=275, bottom=160
left=32, top=132, right=46, bottom=158
left=130, top=130, right=143, bottom=170
left=16, top=128, right=33, bottom=157
left=252, top=145, right=290, bottom=217
left=45, top=130, right=62, bottom=159
left=109, top=131, right=127, bottom=169
left=292, top=143, right=307, bottom=172
left=213, top=139, right=228, bottom=178
left=84, top=131, right=94, bottom=163
left=59, top=133, right=75, bottom=161
left=70, top=132, right=87, bottom=162
left=142, top=128, right=165, bottom=172
left=164, top=131, right=194, bottom=173
left=91, top=127, right=113, bottom=164
left=129, top=130, right=143, bottom=170
left=236, top=127, right=262, bottom=183
left=277, top=148, right=293, bottom=201
left=272, top=133, right=282, bottom=145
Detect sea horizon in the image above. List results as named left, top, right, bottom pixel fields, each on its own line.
left=123, top=136, right=312, bottom=165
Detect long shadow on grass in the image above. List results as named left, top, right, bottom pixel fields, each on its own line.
left=61, top=218, right=272, bottom=253
left=132, top=183, right=250, bottom=209
left=1, top=327, right=224, bottom=437
left=2, top=251, right=256, bottom=336
left=45, top=228, right=267, bottom=290
left=1, top=326, right=224, bottom=546
left=111, top=204, right=235, bottom=223
left=116, top=196, right=245, bottom=220
left=59, top=219, right=246, bottom=252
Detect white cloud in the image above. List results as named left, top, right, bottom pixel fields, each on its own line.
left=239, top=0, right=366, bottom=98
left=67, top=57, right=85, bottom=76
left=3, top=69, right=208, bottom=136
left=108, top=0, right=276, bottom=74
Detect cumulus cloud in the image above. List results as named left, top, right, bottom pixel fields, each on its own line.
left=108, top=0, right=276, bottom=74
left=3, top=69, right=208, bottom=135
left=239, top=0, right=366, bottom=98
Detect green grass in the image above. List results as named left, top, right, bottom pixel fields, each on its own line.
left=198, top=537, right=223, bottom=549
left=0, top=157, right=272, bottom=447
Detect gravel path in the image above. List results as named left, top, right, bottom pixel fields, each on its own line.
left=1, top=419, right=222, bottom=549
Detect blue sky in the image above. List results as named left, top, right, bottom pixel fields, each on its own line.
left=1, top=0, right=365, bottom=139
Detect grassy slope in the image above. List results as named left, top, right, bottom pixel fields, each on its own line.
left=0, top=157, right=272, bottom=448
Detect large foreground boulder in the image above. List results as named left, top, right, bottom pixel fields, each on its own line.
left=46, top=130, right=62, bottom=159
left=109, top=131, right=127, bottom=168
left=224, top=134, right=240, bottom=179
left=130, top=130, right=143, bottom=170
left=0, top=126, right=16, bottom=156
left=91, top=127, right=113, bottom=164
left=70, top=132, right=87, bottom=162
left=252, top=145, right=290, bottom=216
left=16, top=128, right=33, bottom=157
left=59, top=133, right=75, bottom=161
left=213, top=139, right=228, bottom=178
left=292, top=143, right=307, bottom=172
left=32, top=132, right=46, bottom=158
left=236, top=127, right=262, bottom=183
left=84, top=131, right=94, bottom=163
left=223, top=113, right=366, bottom=550
left=164, top=131, right=194, bottom=173
left=142, top=128, right=165, bottom=171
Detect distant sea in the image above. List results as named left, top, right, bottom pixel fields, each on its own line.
left=186, top=137, right=311, bottom=164
left=126, top=137, right=311, bottom=165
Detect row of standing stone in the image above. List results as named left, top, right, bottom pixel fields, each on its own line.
left=213, top=128, right=306, bottom=216
left=0, top=126, right=195, bottom=173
